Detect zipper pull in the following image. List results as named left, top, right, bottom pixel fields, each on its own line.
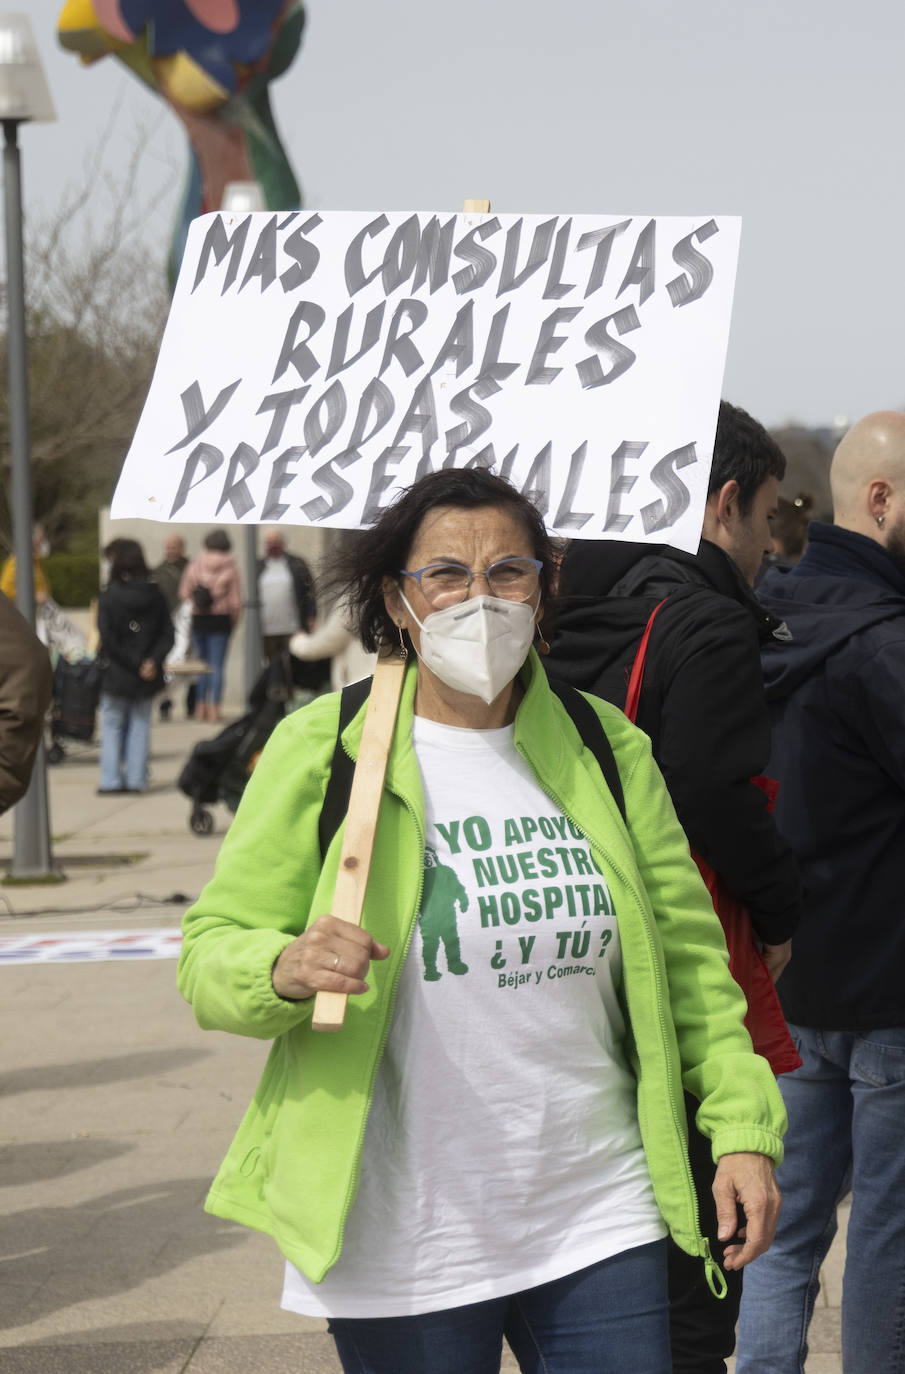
left=702, top=1239, right=728, bottom=1299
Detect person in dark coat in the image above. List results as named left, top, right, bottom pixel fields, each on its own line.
left=97, top=539, right=174, bottom=794
left=152, top=533, right=190, bottom=722
left=736, top=409, right=905, bottom=1374
left=546, top=400, right=803, bottom=1374
left=151, top=534, right=189, bottom=614
left=0, top=591, right=53, bottom=813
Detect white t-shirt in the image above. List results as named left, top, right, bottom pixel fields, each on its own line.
left=259, top=557, right=300, bottom=636
left=282, top=717, right=665, bottom=1318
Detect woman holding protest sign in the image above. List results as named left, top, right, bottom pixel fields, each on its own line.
left=178, top=467, right=785, bottom=1374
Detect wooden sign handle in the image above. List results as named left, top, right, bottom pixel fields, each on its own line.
left=312, top=646, right=408, bottom=1031
left=313, top=197, right=487, bottom=1032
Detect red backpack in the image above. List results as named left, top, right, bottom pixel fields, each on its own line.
left=625, top=600, right=801, bottom=1076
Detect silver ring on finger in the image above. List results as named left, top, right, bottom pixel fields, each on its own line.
left=333, top=955, right=340, bottom=971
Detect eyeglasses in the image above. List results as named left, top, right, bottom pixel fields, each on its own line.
left=398, top=558, right=543, bottom=608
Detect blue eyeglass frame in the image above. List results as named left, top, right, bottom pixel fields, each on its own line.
left=398, top=558, right=544, bottom=595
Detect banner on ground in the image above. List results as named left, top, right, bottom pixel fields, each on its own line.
left=111, top=209, right=741, bottom=550
left=0, top=929, right=183, bottom=963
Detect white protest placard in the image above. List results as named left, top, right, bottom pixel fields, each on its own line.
left=111, top=209, right=740, bottom=550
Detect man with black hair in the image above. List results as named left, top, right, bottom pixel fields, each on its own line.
left=546, top=400, right=803, bottom=1374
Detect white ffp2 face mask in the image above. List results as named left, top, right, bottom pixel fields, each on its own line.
left=399, top=589, right=538, bottom=705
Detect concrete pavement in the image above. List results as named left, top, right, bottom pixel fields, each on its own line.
left=0, top=714, right=844, bottom=1371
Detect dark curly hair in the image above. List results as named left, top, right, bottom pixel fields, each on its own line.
left=327, top=468, right=557, bottom=652
left=104, top=538, right=149, bottom=582
left=710, top=401, right=787, bottom=515
left=203, top=528, right=232, bottom=552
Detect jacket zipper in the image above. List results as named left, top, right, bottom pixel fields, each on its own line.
left=321, top=722, right=719, bottom=1290
left=515, top=742, right=710, bottom=1267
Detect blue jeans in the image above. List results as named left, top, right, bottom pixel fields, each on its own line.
left=327, top=1241, right=670, bottom=1374
left=192, top=630, right=230, bottom=706
left=736, top=1023, right=905, bottom=1374
left=99, top=693, right=152, bottom=791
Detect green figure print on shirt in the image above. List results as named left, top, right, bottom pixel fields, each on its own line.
left=419, top=846, right=470, bottom=982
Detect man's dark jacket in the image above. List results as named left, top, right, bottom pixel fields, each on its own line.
left=758, top=522, right=905, bottom=1031
left=256, top=553, right=317, bottom=627
left=98, top=580, right=174, bottom=700
left=547, top=537, right=802, bottom=946
left=152, top=556, right=188, bottom=615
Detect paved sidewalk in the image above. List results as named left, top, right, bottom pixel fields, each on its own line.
left=0, top=718, right=844, bottom=1371
left=0, top=719, right=232, bottom=924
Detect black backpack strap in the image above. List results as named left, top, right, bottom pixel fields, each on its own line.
left=318, top=675, right=625, bottom=857
left=547, top=679, right=626, bottom=823
left=318, top=676, right=373, bottom=861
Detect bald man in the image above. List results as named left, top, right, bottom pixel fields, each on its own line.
left=152, top=534, right=190, bottom=722
left=152, top=535, right=189, bottom=615
left=256, top=529, right=318, bottom=661
left=736, top=411, right=905, bottom=1374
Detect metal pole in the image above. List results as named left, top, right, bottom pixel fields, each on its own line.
left=243, top=523, right=261, bottom=702
left=3, top=118, right=56, bottom=879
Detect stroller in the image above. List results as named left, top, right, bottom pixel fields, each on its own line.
left=48, top=655, right=101, bottom=764
left=178, top=651, right=329, bottom=835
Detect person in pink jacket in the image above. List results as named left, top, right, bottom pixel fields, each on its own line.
left=178, top=529, right=242, bottom=722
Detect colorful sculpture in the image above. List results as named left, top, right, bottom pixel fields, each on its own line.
left=57, top=0, right=305, bottom=281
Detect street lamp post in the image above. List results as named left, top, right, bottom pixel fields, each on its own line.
left=0, top=15, right=58, bottom=879
left=221, top=180, right=266, bottom=704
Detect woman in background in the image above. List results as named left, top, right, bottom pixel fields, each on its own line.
left=97, top=538, right=173, bottom=794
left=179, top=529, right=242, bottom=723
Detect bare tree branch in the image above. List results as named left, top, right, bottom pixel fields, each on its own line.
left=0, top=127, right=173, bottom=555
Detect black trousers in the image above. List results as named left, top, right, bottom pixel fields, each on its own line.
left=263, top=633, right=292, bottom=660
left=667, top=1091, right=744, bottom=1374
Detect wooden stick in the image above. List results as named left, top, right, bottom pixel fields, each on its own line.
left=312, top=646, right=408, bottom=1032
left=313, top=197, right=487, bottom=1033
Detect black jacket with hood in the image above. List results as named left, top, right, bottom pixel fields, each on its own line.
left=758, top=522, right=905, bottom=1031
left=547, top=537, right=803, bottom=946
left=98, top=579, right=175, bottom=701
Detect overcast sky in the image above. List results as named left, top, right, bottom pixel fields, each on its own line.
left=20, top=0, right=905, bottom=430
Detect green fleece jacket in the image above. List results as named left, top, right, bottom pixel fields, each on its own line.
left=178, top=651, right=786, bottom=1292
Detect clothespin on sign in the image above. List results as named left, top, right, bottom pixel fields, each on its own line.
left=312, top=644, right=409, bottom=1032
left=311, top=198, right=489, bottom=1033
